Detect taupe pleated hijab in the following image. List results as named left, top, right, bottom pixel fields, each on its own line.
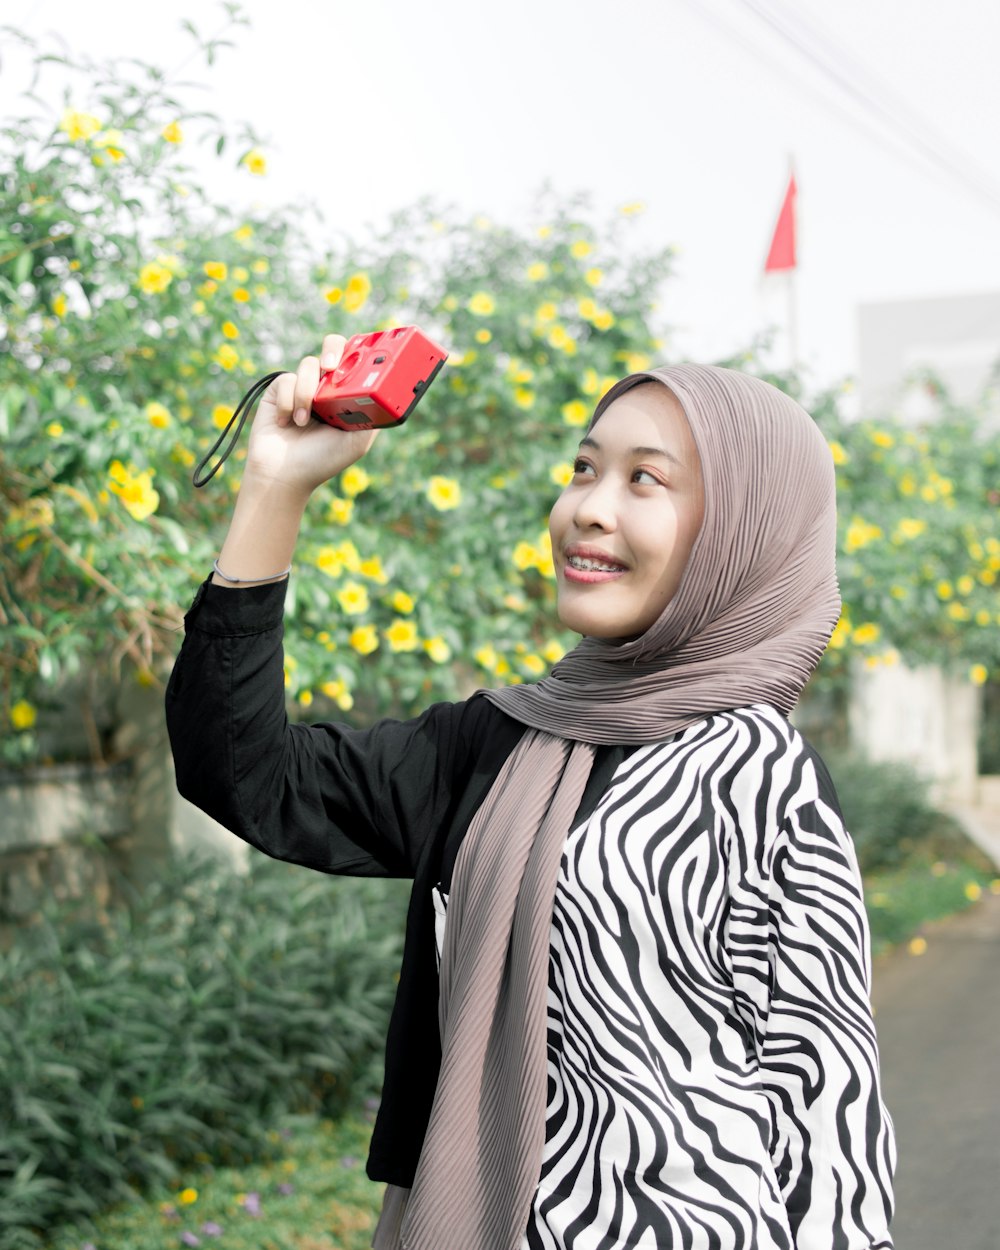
left=374, top=364, right=840, bottom=1249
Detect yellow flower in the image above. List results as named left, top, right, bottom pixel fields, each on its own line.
left=172, top=442, right=196, bottom=467
left=592, top=309, right=615, bottom=331
left=584, top=267, right=603, bottom=287
left=426, top=476, right=461, bottom=511
left=178, top=1188, right=198, bottom=1205
left=535, top=301, right=558, bottom=324
left=512, top=542, right=539, bottom=571
left=341, top=465, right=371, bottom=497
left=513, top=387, right=535, bottom=409
left=581, top=368, right=600, bottom=395
left=956, top=574, right=975, bottom=595
left=550, top=462, right=574, bottom=487
left=619, top=201, right=645, bottom=216
left=467, top=291, right=495, bottom=316
left=204, top=261, right=228, bottom=282
left=385, top=618, right=419, bottom=652
left=221, top=320, right=240, bottom=339
left=894, top=518, right=926, bottom=541
left=327, top=496, right=354, bottom=526
left=947, top=602, right=969, bottom=621
left=10, top=700, right=37, bottom=731
left=391, top=590, right=415, bottom=614
left=424, top=636, right=452, bottom=664
left=251, top=258, right=268, bottom=275
left=561, top=399, right=589, bottom=428
left=298, top=690, right=314, bottom=708
left=145, top=402, right=172, bottom=429
left=845, top=518, right=882, bottom=553
left=107, top=461, right=159, bottom=521
left=320, top=679, right=354, bottom=711
left=46, top=422, right=64, bottom=438
left=211, top=404, right=233, bottom=430
left=334, top=539, right=361, bottom=573
left=975, top=609, right=991, bottom=627
left=337, top=581, right=370, bottom=615
left=851, top=622, right=880, bottom=646
left=475, top=328, right=492, bottom=344
left=59, top=109, right=101, bottom=142
left=907, top=936, right=927, bottom=956
left=52, top=293, right=68, bottom=317
left=548, top=325, right=576, bottom=354
left=577, top=297, right=599, bottom=321
left=138, top=262, right=173, bottom=294
left=977, top=664, right=998, bottom=686
left=343, top=272, right=372, bottom=313
left=898, top=473, right=916, bottom=497
left=570, top=239, right=592, bottom=259
left=359, top=556, right=388, bottom=583
left=474, top=644, right=499, bottom=671
left=349, top=624, right=380, bottom=655
left=526, top=262, right=548, bottom=281
left=964, top=881, right=982, bottom=901
left=537, top=225, right=553, bottom=239
left=233, top=287, right=251, bottom=303
left=233, top=224, right=254, bottom=242
left=214, top=344, right=239, bottom=371
left=241, top=147, right=267, bottom=175
left=542, top=640, right=566, bottom=664
left=621, top=351, right=652, bottom=373
left=870, top=429, right=894, bottom=448
left=521, top=653, right=545, bottom=676
left=161, top=121, right=184, bottom=144
left=192, top=299, right=206, bottom=315
left=936, top=580, right=953, bottom=600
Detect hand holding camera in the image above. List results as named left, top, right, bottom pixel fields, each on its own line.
left=198, top=326, right=448, bottom=499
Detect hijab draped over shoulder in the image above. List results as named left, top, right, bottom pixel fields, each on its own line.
left=375, top=364, right=841, bottom=1250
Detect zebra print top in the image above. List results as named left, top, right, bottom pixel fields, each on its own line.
left=443, top=704, right=895, bottom=1249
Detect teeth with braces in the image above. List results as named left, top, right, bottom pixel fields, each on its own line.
left=568, top=555, right=625, bottom=572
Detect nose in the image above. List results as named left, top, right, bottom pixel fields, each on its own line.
left=572, top=474, right=619, bottom=532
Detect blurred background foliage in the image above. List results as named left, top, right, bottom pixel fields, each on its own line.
left=1, top=19, right=998, bottom=769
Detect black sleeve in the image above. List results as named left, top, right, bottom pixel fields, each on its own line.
left=165, top=577, right=480, bottom=879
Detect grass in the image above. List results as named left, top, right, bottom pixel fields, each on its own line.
left=865, top=852, right=999, bottom=957
left=44, top=1112, right=386, bottom=1250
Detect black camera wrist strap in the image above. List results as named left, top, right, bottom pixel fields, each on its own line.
left=192, top=371, right=284, bottom=488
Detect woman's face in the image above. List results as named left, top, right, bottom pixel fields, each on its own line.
left=548, top=383, right=704, bottom=640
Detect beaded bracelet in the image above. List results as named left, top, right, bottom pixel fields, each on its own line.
left=212, top=558, right=292, bottom=585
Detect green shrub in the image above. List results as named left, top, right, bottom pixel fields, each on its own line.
left=826, top=751, right=969, bottom=873
left=0, top=857, right=407, bottom=1247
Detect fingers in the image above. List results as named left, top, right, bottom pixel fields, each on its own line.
left=271, top=337, right=348, bottom=428
left=320, top=333, right=347, bottom=371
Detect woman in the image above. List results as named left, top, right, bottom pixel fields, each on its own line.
left=166, top=334, right=896, bottom=1249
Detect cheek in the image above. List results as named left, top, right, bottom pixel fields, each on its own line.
left=548, top=492, right=571, bottom=548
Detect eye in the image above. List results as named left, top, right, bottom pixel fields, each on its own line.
left=633, top=467, right=663, bottom=486
left=572, top=457, right=596, bottom=477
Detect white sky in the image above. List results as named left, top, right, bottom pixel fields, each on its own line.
left=6, top=0, right=1000, bottom=392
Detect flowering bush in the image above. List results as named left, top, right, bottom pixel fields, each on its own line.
left=810, top=381, right=1000, bottom=688
left=0, top=24, right=676, bottom=766
left=1, top=22, right=996, bottom=770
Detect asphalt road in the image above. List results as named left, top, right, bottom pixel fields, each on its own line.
left=871, top=892, right=1000, bottom=1249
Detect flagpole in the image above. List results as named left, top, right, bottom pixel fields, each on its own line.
left=762, top=159, right=799, bottom=371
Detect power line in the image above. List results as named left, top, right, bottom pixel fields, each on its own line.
left=730, top=0, right=1000, bottom=217
left=671, top=0, right=957, bottom=196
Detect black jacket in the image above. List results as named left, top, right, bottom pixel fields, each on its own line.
left=165, top=577, right=629, bottom=1185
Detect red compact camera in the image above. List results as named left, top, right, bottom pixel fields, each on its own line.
left=311, top=326, right=449, bottom=430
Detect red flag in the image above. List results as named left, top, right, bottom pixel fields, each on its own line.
left=764, top=174, right=797, bottom=273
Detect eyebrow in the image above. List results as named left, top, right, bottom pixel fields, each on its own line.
left=579, top=435, right=685, bottom=468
